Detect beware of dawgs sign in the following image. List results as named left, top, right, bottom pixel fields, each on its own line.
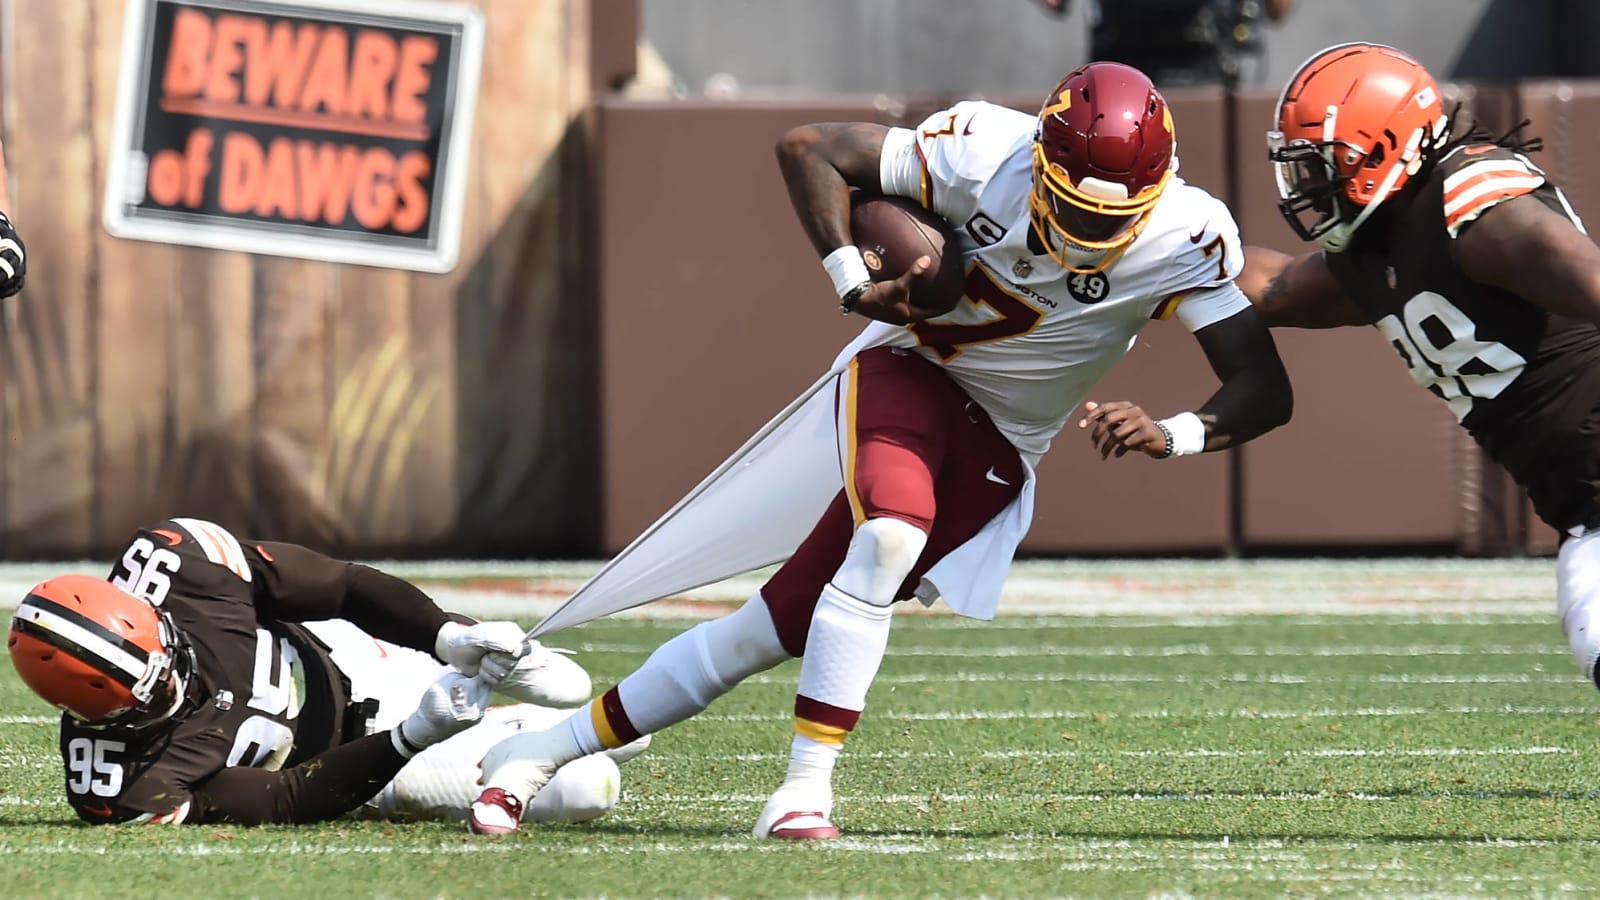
left=104, top=0, right=484, bottom=273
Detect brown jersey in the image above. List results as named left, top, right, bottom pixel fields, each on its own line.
left=1327, top=144, right=1600, bottom=533
left=57, top=518, right=353, bottom=824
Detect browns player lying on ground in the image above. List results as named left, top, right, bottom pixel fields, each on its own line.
left=8, top=517, right=645, bottom=826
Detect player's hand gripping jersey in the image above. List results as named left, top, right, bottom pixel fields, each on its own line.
left=870, top=100, right=1252, bottom=464
left=1324, top=144, right=1600, bottom=533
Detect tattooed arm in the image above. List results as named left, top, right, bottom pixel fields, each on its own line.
left=775, top=122, right=932, bottom=324
left=775, top=122, right=889, bottom=258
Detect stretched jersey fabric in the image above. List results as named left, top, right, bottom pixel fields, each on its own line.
left=55, top=519, right=450, bottom=825
left=1325, top=144, right=1600, bottom=533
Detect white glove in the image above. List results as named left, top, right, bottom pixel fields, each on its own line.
left=435, top=620, right=529, bottom=676
left=480, top=641, right=593, bottom=708
left=392, top=671, right=491, bottom=758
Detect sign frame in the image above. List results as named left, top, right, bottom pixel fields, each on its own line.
left=103, top=0, right=485, bottom=273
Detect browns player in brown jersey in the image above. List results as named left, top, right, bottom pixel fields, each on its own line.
left=7, top=517, right=626, bottom=826
left=1239, top=43, right=1600, bottom=690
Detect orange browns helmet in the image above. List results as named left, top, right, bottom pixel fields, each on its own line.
left=8, top=575, right=192, bottom=728
left=1269, top=43, right=1450, bottom=252
left=1031, top=61, right=1176, bottom=274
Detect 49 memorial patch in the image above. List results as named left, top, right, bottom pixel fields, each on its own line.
left=103, top=0, right=484, bottom=273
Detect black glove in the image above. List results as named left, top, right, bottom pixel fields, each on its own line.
left=0, top=211, right=26, bottom=298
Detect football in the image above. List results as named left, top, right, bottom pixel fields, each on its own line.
left=849, top=193, right=967, bottom=315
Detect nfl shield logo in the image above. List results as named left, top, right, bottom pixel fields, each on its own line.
left=1013, top=258, right=1033, bottom=278
left=1385, top=266, right=1397, bottom=288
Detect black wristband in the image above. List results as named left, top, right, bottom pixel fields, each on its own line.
left=390, top=721, right=426, bottom=759
left=839, top=281, right=871, bottom=315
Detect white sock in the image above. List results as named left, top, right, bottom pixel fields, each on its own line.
left=796, top=582, right=894, bottom=713
left=565, top=706, right=606, bottom=757
left=614, top=595, right=792, bottom=735
left=785, top=733, right=842, bottom=787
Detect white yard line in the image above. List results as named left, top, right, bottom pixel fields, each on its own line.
left=0, top=558, right=1561, bottom=619
left=618, top=788, right=1591, bottom=804
left=579, top=642, right=1566, bottom=657
left=673, top=746, right=1575, bottom=763
left=1, top=704, right=1591, bottom=731
left=751, top=672, right=1582, bottom=685
left=696, top=705, right=1597, bottom=722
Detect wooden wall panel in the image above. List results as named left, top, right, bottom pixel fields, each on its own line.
left=1, top=1, right=97, bottom=555
left=452, top=0, right=597, bottom=556
left=251, top=257, right=334, bottom=546
left=90, top=1, right=178, bottom=552
left=168, top=247, right=256, bottom=536
left=324, top=267, right=416, bottom=549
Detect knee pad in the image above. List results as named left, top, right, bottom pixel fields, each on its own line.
left=831, top=516, right=929, bottom=606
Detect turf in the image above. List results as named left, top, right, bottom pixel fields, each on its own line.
left=4, top=588, right=1600, bottom=897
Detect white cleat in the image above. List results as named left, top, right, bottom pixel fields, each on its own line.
left=752, top=782, right=840, bottom=840
left=492, top=642, right=593, bottom=708
left=468, top=730, right=566, bottom=836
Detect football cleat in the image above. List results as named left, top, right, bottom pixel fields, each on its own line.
left=468, top=729, right=568, bottom=835
left=467, top=787, right=523, bottom=835
left=752, top=782, right=840, bottom=840
left=486, top=642, right=593, bottom=708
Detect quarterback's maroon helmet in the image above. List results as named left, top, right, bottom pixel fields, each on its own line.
left=1030, top=61, right=1176, bottom=272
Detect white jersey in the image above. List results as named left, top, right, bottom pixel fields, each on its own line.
left=867, top=100, right=1250, bottom=465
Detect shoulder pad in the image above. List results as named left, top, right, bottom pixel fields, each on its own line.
left=1143, top=182, right=1244, bottom=295
left=155, top=518, right=253, bottom=582
left=913, top=101, right=1034, bottom=222
left=1437, top=144, right=1547, bottom=238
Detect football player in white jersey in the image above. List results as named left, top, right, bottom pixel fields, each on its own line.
left=469, top=61, right=1293, bottom=839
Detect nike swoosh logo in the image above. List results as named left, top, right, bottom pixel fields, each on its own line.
left=1188, top=224, right=1209, bottom=244
left=963, top=117, right=976, bottom=136
left=83, top=803, right=114, bottom=818
left=152, top=528, right=182, bottom=545
left=984, top=466, right=1010, bottom=485
left=1463, top=144, right=1495, bottom=156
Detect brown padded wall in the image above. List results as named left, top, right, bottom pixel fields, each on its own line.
left=596, top=93, right=1235, bottom=555
left=596, top=100, right=885, bottom=553
left=1026, top=89, right=1233, bottom=553
left=1231, top=88, right=1461, bottom=548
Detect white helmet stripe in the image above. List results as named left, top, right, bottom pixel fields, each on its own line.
left=13, top=599, right=149, bottom=684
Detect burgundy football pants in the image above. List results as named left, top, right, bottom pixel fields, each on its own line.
left=761, top=345, right=1024, bottom=656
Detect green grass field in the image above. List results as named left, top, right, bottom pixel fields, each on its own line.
left=3, top=560, right=1600, bottom=897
